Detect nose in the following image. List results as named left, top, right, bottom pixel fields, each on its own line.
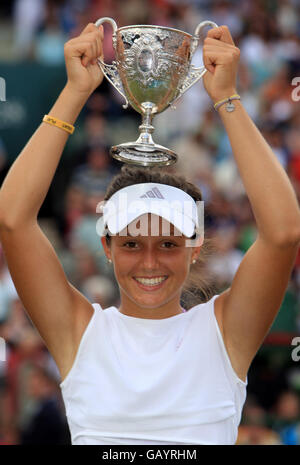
left=142, top=244, right=160, bottom=270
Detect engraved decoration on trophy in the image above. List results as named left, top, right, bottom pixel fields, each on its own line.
left=95, top=17, right=218, bottom=166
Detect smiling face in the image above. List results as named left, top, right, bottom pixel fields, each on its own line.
left=101, top=214, right=202, bottom=319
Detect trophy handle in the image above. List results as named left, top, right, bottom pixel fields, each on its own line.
left=175, top=20, right=218, bottom=100
left=94, top=17, right=129, bottom=109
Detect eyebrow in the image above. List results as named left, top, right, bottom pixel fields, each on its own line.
left=116, top=234, right=182, bottom=240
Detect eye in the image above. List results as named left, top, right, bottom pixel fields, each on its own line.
left=161, top=241, right=176, bottom=248
left=123, top=241, right=138, bottom=248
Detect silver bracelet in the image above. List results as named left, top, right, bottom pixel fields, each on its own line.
left=214, top=94, right=241, bottom=112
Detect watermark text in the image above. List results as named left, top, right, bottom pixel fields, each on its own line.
left=0, top=77, right=6, bottom=102
left=96, top=196, right=204, bottom=247
left=291, top=77, right=300, bottom=102
left=291, top=337, right=300, bottom=362
left=0, top=337, right=6, bottom=362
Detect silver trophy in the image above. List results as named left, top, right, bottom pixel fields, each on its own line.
left=95, top=17, right=218, bottom=166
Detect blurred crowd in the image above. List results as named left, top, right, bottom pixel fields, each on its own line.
left=0, top=0, right=300, bottom=445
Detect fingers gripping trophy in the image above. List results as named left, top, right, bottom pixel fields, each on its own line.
left=94, top=17, right=218, bottom=167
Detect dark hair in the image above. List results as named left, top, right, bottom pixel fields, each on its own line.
left=104, top=165, right=216, bottom=309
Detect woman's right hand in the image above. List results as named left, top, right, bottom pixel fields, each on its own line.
left=64, top=23, right=105, bottom=98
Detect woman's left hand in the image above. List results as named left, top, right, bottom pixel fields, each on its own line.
left=202, top=25, right=240, bottom=104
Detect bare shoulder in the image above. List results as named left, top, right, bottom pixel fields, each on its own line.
left=213, top=237, right=299, bottom=383
left=0, top=221, right=96, bottom=381
left=59, top=285, right=95, bottom=381
left=213, top=289, right=247, bottom=382
left=71, top=284, right=96, bottom=342
left=213, top=289, right=230, bottom=335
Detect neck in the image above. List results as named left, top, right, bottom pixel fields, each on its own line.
left=118, top=295, right=185, bottom=319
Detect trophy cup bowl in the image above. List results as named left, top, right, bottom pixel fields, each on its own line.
left=95, top=17, right=218, bottom=166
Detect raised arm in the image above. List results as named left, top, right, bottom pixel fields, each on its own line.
left=0, top=23, right=104, bottom=380
left=202, top=26, right=300, bottom=381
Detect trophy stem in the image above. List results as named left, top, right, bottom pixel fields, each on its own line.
left=136, top=102, right=156, bottom=147
left=110, top=101, right=177, bottom=166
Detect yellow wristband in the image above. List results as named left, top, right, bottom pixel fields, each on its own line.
left=43, top=115, right=75, bottom=135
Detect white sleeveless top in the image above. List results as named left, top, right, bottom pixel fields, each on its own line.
left=60, top=294, right=247, bottom=445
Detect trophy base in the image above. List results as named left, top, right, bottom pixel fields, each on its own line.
left=110, top=142, right=177, bottom=167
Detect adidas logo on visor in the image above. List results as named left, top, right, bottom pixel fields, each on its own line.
left=140, top=187, right=164, bottom=199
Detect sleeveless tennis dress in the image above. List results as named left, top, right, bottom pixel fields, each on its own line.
left=60, top=294, right=247, bottom=445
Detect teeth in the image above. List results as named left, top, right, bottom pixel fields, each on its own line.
left=135, top=276, right=167, bottom=286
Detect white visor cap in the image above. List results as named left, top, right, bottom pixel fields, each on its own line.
left=98, top=183, right=201, bottom=238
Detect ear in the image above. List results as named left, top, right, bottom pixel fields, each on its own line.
left=191, top=236, right=204, bottom=261
left=100, top=236, right=111, bottom=260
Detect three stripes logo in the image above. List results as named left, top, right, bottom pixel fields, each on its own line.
left=140, top=187, right=165, bottom=199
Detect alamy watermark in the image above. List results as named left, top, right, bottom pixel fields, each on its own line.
left=0, top=337, right=6, bottom=362
left=95, top=195, right=204, bottom=248
left=0, top=77, right=7, bottom=361
left=0, top=76, right=7, bottom=362
left=291, top=77, right=300, bottom=102
left=291, top=337, right=300, bottom=362
left=0, top=77, right=6, bottom=102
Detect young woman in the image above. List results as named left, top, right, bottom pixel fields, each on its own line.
left=0, top=23, right=299, bottom=445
